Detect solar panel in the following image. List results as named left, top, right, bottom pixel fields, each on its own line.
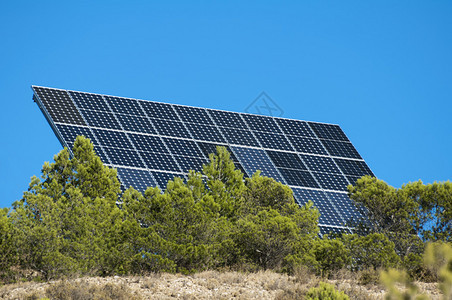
left=33, top=86, right=375, bottom=233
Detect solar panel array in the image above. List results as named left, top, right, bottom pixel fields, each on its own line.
left=33, top=86, right=374, bottom=234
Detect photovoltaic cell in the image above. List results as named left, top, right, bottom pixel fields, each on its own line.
left=287, top=136, right=328, bottom=155
left=152, top=119, right=191, bottom=138
left=232, top=146, right=285, bottom=183
left=91, top=128, right=133, bottom=149
left=117, top=167, right=156, bottom=193
left=242, top=114, right=282, bottom=133
left=321, top=140, right=362, bottom=159
left=81, top=110, right=122, bottom=130
left=163, top=138, right=204, bottom=157
left=266, top=150, right=306, bottom=170
left=208, top=109, right=248, bottom=129
left=34, top=87, right=85, bottom=125
left=174, top=156, right=207, bottom=173
left=197, top=142, right=237, bottom=161
left=150, top=171, right=184, bottom=190
left=139, top=151, right=180, bottom=172
left=116, top=114, right=156, bottom=134
left=56, top=124, right=95, bottom=149
left=104, top=96, right=145, bottom=116
left=276, top=118, right=314, bottom=137
left=69, top=91, right=109, bottom=112
left=92, top=146, right=110, bottom=164
left=309, top=122, right=349, bottom=141
left=325, top=192, right=364, bottom=226
left=103, top=147, right=145, bottom=168
left=33, top=86, right=375, bottom=233
left=299, top=154, right=341, bottom=174
left=278, top=168, right=319, bottom=188
left=174, top=105, right=214, bottom=125
left=128, top=133, right=167, bottom=154
left=292, top=188, right=343, bottom=226
left=184, top=123, right=226, bottom=143
left=219, top=127, right=260, bottom=147
left=346, top=175, right=362, bottom=186
left=253, top=131, right=294, bottom=151
left=334, top=158, right=374, bottom=177
left=141, top=101, right=179, bottom=121
left=313, top=172, right=350, bottom=191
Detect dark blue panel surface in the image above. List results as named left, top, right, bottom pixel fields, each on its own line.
left=219, top=127, right=260, bottom=147
left=163, top=137, right=203, bottom=157
left=174, top=105, right=214, bottom=125
left=117, top=114, right=156, bottom=134
left=93, top=146, right=110, bottom=164
left=334, top=158, right=374, bottom=177
left=309, top=122, right=349, bottom=141
left=92, top=128, right=133, bottom=149
left=185, top=123, right=226, bottom=143
left=232, top=146, right=285, bottom=183
left=266, top=150, right=307, bottom=170
left=117, top=167, right=156, bottom=192
left=254, top=131, right=294, bottom=151
left=321, top=140, right=362, bottom=159
left=81, top=110, right=122, bottom=130
left=242, top=114, right=282, bottom=133
left=141, top=101, right=179, bottom=121
left=313, top=172, right=350, bottom=191
left=346, top=175, right=362, bottom=186
left=150, top=171, right=184, bottom=190
left=275, top=118, right=314, bottom=137
left=287, top=136, right=328, bottom=155
left=278, top=168, right=319, bottom=188
left=103, top=147, right=145, bottom=168
left=292, top=188, right=343, bottom=226
left=56, top=124, right=96, bottom=149
left=69, top=91, right=109, bottom=112
left=299, top=154, right=341, bottom=174
left=139, top=151, right=181, bottom=172
left=105, top=96, right=145, bottom=116
left=152, top=119, right=191, bottom=138
left=34, top=87, right=86, bottom=125
left=325, top=192, right=364, bottom=226
left=128, top=133, right=167, bottom=154
left=208, top=110, right=248, bottom=129
left=174, top=155, right=207, bottom=173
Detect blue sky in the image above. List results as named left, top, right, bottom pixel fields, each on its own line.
left=1, top=1, right=451, bottom=208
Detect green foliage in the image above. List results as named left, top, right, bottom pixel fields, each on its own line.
left=381, top=242, right=452, bottom=300
left=10, top=136, right=123, bottom=279
left=417, top=181, right=452, bottom=242
left=424, top=242, right=452, bottom=298
left=312, top=236, right=350, bottom=276
left=235, top=173, right=319, bottom=271
left=6, top=134, right=450, bottom=289
left=349, top=176, right=452, bottom=243
left=306, top=282, right=349, bottom=300
left=348, top=176, right=451, bottom=274
left=380, top=269, right=429, bottom=300
left=342, top=233, right=400, bottom=270
left=0, top=207, right=15, bottom=281
left=348, top=176, right=415, bottom=234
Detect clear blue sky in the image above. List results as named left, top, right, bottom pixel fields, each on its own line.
left=1, top=1, right=451, bottom=208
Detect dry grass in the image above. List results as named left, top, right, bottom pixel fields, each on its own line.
left=0, top=270, right=442, bottom=299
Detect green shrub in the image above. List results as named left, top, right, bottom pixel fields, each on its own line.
left=306, top=282, right=349, bottom=300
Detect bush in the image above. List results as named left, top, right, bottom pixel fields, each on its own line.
left=306, top=282, right=349, bottom=300
left=45, top=280, right=141, bottom=300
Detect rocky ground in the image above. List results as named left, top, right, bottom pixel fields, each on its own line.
left=0, top=270, right=442, bottom=299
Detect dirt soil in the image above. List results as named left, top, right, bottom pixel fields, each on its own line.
left=0, top=270, right=442, bottom=299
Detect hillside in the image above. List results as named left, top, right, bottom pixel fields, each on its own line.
left=0, top=271, right=442, bottom=300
